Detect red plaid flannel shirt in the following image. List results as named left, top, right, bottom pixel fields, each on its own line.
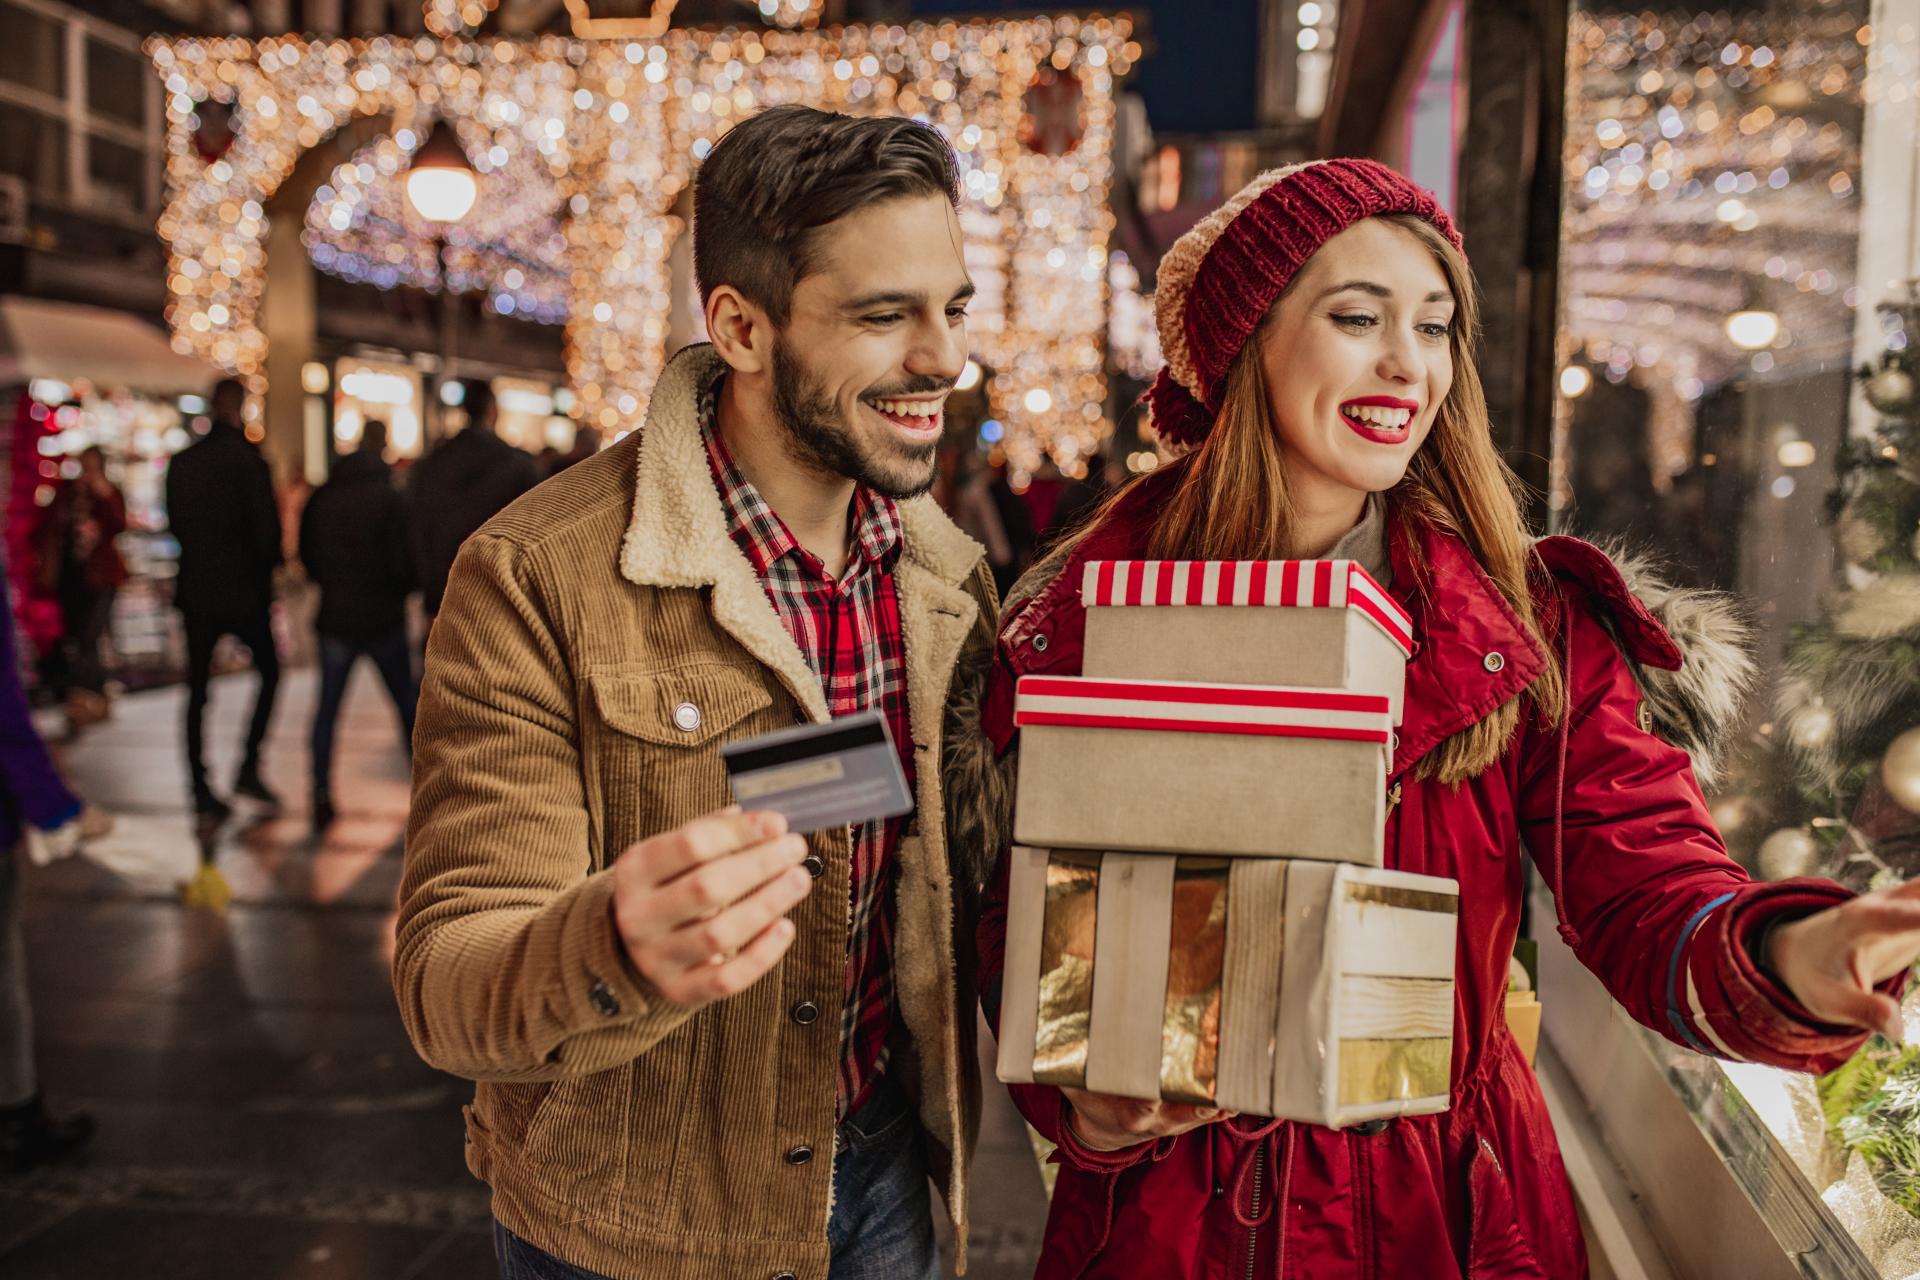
left=701, top=382, right=912, bottom=1120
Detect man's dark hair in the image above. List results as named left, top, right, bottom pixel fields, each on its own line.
left=210, top=377, right=246, bottom=423
left=693, top=106, right=960, bottom=324
left=361, top=418, right=388, bottom=453
left=460, top=378, right=495, bottom=428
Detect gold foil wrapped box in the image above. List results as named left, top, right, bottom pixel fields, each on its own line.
left=996, top=848, right=1459, bottom=1129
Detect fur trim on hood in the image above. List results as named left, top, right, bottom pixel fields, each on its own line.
left=1580, top=543, right=1756, bottom=792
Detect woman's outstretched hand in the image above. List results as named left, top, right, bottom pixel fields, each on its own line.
left=1061, top=1088, right=1235, bottom=1152
left=1769, top=878, right=1920, bottom=1041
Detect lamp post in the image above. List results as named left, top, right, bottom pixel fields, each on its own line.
left=404, top=119, right=477, bottom=446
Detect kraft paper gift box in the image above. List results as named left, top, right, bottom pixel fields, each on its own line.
left=1013, top=675, right=1392, bottom=864
left=995, top=847, right=1458, bottom=1128
left=1079, top=559, right=1412, bottom=724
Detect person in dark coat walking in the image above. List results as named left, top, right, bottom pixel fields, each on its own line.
left=299, top=420, right=417, bottom=833
left=0, top=553, right=100, bottom=1172
left=36, top=446, right=129, bottom=732
left=406, top=380, right=539, bottom=618
left=165, top=378, right=282, bottom=819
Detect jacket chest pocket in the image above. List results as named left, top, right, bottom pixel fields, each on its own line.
left=585, top=663, right=776, bottom=859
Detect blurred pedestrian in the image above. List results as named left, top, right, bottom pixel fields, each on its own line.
left=0, top=553, right=104, bottom=1173
left=165, top=377, right=283, bottom=820
left=299, top=420, right=418, bottom=834
left=546, top=424, right=602, bottom=478
left=407, top=380, right=539, bottom=620
left=1039, top=450, right=1108, bottom=551
left=36, top=446, right=128, bottom=735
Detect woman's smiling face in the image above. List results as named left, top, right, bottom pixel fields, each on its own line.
left=1253, top=217, right=1458, bottom=510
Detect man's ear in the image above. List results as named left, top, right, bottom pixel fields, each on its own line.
left=706, top=285, right=772, bottom=376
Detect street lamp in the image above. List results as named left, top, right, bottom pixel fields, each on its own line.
left=404, top=119, right=477, bottom=445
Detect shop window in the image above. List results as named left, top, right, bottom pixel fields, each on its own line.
left=0, top=0, right=66, bottom=98
left=0, top=105, right=66, bottom=198
left=1553, top=0, right=1920, bottom=1265
left=86, top=134, right=146, bottom=210
left=84, top=36, right=144, bottom=131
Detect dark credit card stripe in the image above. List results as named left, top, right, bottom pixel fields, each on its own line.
left=721, top=716, right=890, bottom=775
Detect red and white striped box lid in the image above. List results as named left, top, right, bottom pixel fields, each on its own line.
left=1014, top=675, right=1393, bottom=745
left=1079, top=559, right=1412, bottom=656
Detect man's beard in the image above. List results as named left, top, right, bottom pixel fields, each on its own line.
left=771, top=337, right=942, bottom=501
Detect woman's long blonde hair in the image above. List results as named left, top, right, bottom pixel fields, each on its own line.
left=1145, top=214, right=1564, bottom=783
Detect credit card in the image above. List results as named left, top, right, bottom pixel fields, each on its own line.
left=720, top=709, right=914, bottom=834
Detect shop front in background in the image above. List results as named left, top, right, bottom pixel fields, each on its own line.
left=1543, top=0, right=1920, bottom=1273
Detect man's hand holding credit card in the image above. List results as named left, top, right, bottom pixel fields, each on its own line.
left=607, top=712, right=913, bottom=1012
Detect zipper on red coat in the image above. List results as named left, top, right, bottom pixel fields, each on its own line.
left=1244, top=1145, right=1265, bottom=1280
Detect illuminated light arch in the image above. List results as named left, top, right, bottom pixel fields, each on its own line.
left=150, top=16, right=1138, bottom=468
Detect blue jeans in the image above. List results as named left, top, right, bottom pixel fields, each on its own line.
left=493, top=1076, right=939, bottom=1280
left=310, top=627, right=416, bottom=804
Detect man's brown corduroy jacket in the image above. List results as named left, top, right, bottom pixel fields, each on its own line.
left=393, top=345, right=999, bottom=1280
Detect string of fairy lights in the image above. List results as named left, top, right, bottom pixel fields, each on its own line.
left=1558, top=3, right=1869, bottom=468
left=149, top=15, right=1138, bottom=470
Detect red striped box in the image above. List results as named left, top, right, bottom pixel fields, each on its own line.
left=1079, top=560, right=1411, bottom=724
left=1013, top=675, right=1392, bottom=863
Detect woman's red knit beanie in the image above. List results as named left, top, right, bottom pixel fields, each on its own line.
left=1147, top=158, right=1464, bottom=446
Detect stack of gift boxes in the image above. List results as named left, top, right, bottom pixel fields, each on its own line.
left=995, top=559, right=1461, bottom=1130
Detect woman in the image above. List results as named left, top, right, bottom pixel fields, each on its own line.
left=961, top=159, right=1920, bottom=1278
left=37, top=446, right=128, bottom=731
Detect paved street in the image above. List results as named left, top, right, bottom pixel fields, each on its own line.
left=0, top=664, right=1047, bottom=1278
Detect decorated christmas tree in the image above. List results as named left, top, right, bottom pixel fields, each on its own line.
left=1749, top=281, right=1920, bottom=893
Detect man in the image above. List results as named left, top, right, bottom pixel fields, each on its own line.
left=394, top=106, right=997, bottom=1280
left=298, top=420, right=417, bottom=833
left=407, top=379, right=540, bottom=618
left=165, top=377, right=282, bottom=819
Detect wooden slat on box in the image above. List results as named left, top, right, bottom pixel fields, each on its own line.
left=1338, top=976, right=1455, bottom=1040
left=994, top=846, right=1052, bottom=1087
left=1273, top=861, right=1339, bottom=1121
left=1216, top=859, right=1288, bottom=1115
left=1084, top=854, right=1176, bottom=1098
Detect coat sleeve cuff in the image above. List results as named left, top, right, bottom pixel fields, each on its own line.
left=1697, top=878, right=1893, bottom=1070
left=1044, top=1091, right=1169, bottom=1173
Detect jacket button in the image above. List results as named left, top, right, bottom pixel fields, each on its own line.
left=1350, top=1117, right=1394, bottom=1136
left=773, top=1273, right=798, bottom=1280
left=589, top=979, right=621, bottom=1018
left=673, top=701, right=702, bottom=732
left=1032, top=633, right=1049, bottom=652
left=791, top=999, right=820, bottom=1025
left=785, top=1144, right=814, bottom=1165
left=802, top=854, right=825, bottom=879
left=1482, top=651, right=1505, bottom=674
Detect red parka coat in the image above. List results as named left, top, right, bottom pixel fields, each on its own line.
left=971, top=468, right=1884, bottom=1279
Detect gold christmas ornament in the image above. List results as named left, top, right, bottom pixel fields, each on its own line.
left=1836, top=509, right=1887, bottom=564
left=1864, top=365, right=1915, bottom=415
left=1757, top=826, right=1820, bottom=881
left=1790, top=702, right=1836, bottom=751
left=1880, top=725, right=1920, bottom=812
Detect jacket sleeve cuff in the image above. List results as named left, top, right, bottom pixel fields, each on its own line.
left=1698, top=878, right=1892, bottom=1070
left=1040, top=1091, right=1170, bottom=1173
left=557, top=872, right=656, bottom=1035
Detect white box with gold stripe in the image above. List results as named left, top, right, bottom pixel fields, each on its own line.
left=1013, top=674, right=1392, bottom=863
left=1080, top=559, right=1412, bottom=724
left=995, top=848, right=1458, bottom=1128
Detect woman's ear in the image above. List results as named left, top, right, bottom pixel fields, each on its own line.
left=705, top=285, right=772, bottom=376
